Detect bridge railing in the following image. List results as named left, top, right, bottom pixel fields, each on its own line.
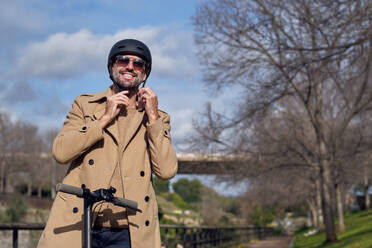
left=161, top=225, right=274, bottom=247
left=0, top=223, right=274, bottom=248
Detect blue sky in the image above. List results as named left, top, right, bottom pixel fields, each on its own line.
left=1, top=0, right=205, bottom=142
left=1, top=0, right=243, bottom=196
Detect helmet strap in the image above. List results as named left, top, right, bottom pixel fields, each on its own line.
left=141, top=79, right=147, bottom=88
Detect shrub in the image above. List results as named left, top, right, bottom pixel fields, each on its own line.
left=167, top=193, right=191, bottom=210
left=5, top=194, right=28, bottom=222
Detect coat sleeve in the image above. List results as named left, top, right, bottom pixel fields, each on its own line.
left=146, top=112, right=178, bottom=180
left=53, top=95, right=104, bottom=164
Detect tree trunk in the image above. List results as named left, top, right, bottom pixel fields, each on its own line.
left=37, top=186, right=42, bottom=198
left=307, top=199, right=318, bottom=228
left=320, top=156, right=338, bottom=242
left=0, top=159, right=5, bottom=193
left=364, top=163, right=370, bottom=210
left=51, top=159, right=56, bottom=199
left=315, top=176, right=324, bottom=231
left=344, top=190, right=354, bottom=213
left=27, top=182, right=32, bottom=196
left=335, top=184, right=345, bottom=232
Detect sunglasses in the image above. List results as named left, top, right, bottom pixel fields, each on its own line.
left=115, top=55, right=146, bottom=71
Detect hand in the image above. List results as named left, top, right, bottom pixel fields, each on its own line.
left=99, top=91, right=129, bottom=128
left=138, top=87, right=159, bottom=124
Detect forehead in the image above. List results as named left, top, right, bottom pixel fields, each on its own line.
left=117, top=54, right=143, bottom=60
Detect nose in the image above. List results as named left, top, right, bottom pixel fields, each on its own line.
left=126, top=60, right=134, bottom=71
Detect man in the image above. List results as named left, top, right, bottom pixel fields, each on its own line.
left=38, top=39, right=178, bottom=248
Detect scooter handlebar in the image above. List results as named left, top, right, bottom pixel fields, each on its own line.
left=112, top=197, right=142, bottom=213
left=56, top=183, right=84, bottom=197
left=56, top=183, right=142, bottom=213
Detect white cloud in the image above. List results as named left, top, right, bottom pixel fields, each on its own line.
left=16, top=26, right=197, bottom=81
left=0, top=0, right=44, bottom=36
left=171, top=108, right=195, bottom=140
left=0, top=107, right=19, bottom=124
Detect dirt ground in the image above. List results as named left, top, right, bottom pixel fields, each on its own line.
left=245, top=235, right=294, bottom=248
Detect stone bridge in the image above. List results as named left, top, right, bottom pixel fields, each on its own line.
left=176, top=153, right=250, bottom=174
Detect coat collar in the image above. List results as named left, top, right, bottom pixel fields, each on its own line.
left=88, top=86, right=113, bottom=103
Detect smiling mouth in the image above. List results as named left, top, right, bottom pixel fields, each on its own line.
left=120, top=72, right=137, bottom=81
left=119, top=70, right=136, bottom=77
left=123, top=74, right=134, bottom=79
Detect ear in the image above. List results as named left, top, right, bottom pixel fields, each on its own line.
left=142, top=73, right=148, bottom=82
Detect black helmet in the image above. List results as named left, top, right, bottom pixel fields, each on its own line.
left=107, top=39, right=152, bottom=79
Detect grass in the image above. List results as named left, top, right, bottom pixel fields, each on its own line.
left=293, top=210, right=372, bottom=248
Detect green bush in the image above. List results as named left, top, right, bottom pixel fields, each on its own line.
left=153, top=177, right=170, bottom=194
left=172, top=178, right=202, bottom=203
left=219, top=215, right=230, bottom=225
left=4, top=194, right=28, bottom=222
left=251, top=206, right=276, bottom=227
left=0, top=209, right=6, bottom=222
left=167, top=192, right=191, bottom=210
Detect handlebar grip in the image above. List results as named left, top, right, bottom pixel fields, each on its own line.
left=112, top=197, right=142, bottom=213
left=56, top=183, right=84, bottom=197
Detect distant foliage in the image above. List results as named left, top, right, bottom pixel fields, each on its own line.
left=218, top=215, right=230, bottom=225
left=167, top=192, right=191, bottom=210
left=0, top=209, right=5, bottom=222
left=153, top=176, right=170, bottom=194
left=251, top=206, right=276, bottom=227
left=220, top=196, right=240, bottom=216
left=1, top=194, right=28, bottom=222
left=172, top=178, right=202, bottom=203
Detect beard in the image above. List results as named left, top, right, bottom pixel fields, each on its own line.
left=112, top=69, right=145, bottom=91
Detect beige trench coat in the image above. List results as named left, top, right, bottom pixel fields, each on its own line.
left=38, top=86, right=178, bottom=248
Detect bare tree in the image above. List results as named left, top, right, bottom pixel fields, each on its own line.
left=44, top=128, right=60, bottom=199
left=0, top=112, right=69, bottom=198
left=0, top=112, right=11, bottom=192
left=364, top=161, right=371, bottom=210
left=247, top=108, right=326, bottom=230
left=0, top=112, right=20, bottom=193
left=193, top=0, right=372, bottom=242
left=200, top=186, right=224, bottom=225
left=13, top=122, right=49, bottom=197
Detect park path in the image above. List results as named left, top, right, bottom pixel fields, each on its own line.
left=245, top=235, right=294, bottom=248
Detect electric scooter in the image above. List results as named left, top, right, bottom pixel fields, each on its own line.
left=56, top=183, right=142, bottom=248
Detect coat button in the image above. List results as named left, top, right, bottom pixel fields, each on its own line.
left=145, top=196, right=150, bottom=202
left=73, top=207, right=79, bottom=213
left=145, top=220, right=150, bottom=226
left=89, top=159, right=94, bottom=165
left=140, top=171, right=145, bottom=177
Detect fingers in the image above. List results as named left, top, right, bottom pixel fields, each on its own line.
left=117, top=90, right=129, bottom=96
left=138, top=87, right=159, bottom=124
left=109, top=91, right=130, bottom=106
left=138, top=87, right=157, bottom=101
left=103, top=92, right=130, bottom=121
left=99, top=90, right=139, bottom=128
left=138, top=87, right=152, bottom=96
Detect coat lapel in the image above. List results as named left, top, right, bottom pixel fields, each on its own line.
left=120, top=110, right=145, bottom=153
left=89, top=87, right=120, bottom=145
left=93, top=108, right=120, bottom=144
